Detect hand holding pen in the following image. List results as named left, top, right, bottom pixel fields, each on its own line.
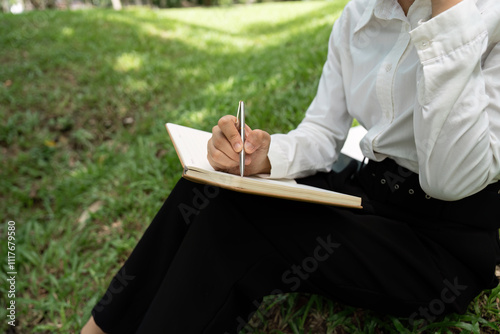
left=207, top=101, right=272, bottom=176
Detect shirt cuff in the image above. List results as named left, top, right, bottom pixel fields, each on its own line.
left=409, top=0, right=487, bottom=63
left=267, top=134, right=290, bottom=179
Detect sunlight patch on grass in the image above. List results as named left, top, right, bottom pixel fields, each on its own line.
left=3, top=1, right=499, bottom=332
left=114, top=52, right=143, bottom=72
left=123, top=77, right=149, bottom=93
left=149, top=1, right=345, bottom=54
left=141, top=23, right=175, bottom=40
left=206, top=76, right=236, bottom=94
left=61, top=26, right=74, bottom=37
left=187, top=108, right=212, bottom=124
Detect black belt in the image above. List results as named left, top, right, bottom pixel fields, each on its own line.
left=357, top=158, right=500, bottom=229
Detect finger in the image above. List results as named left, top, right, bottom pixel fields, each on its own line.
left=211, top=125, right=240, bottom=162
left=218, top=115, right=243, bottom=153
left=207, top=137, right=239, bottom=170
left=244, top=128, right=270, bottom=154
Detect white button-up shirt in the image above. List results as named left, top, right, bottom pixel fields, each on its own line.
left=268, top=0, right=500, bottom=201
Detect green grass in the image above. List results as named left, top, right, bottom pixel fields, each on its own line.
left=0, top=1, right=499, bottom=333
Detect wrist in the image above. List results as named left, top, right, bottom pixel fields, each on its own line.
left=256, top=158, right=272, bottom=175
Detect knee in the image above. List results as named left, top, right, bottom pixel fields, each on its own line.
left=174, top=181, right=222, bottom=226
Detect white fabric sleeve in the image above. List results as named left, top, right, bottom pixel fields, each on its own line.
left=268, top=17, right=354, bottom=179
left=410, top=0, right=500, bottom=200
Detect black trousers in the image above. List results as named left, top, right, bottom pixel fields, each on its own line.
left=91, top=159, right=500, bottom=333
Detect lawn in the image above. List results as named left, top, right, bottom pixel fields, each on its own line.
left=1, top=1, right=499, bottom=333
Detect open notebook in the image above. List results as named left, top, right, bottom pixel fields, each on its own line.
left=166, top=123, right=362, bottom=209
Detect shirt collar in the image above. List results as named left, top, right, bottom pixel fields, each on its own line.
left=374, top=0, right=404, bottom=20
left=353, top=0, right=377, bottom=34
left=353, top=0, right=433, bottom=34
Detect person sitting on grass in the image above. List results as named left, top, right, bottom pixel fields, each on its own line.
left=82, top=0, right=500, bottom=333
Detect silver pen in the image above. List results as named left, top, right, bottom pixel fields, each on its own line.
left=236, top=101, right=245, bottom=177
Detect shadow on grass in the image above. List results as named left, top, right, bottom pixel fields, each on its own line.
left=0, top=2, right=348, bottom=332
left=0, top=1, right=343, bottom=219
left=1, top=2, right=340, bottom=133
left=2, top=2, right=497, bottom=333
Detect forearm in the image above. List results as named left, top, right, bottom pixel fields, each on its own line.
left=268, top=17, right=352, bottom=179
left=269, top=118, right=351, bottom=179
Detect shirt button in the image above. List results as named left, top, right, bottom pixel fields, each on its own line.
left=419, top=40, right=430, bottom=49
left=385, top=64, right=392, bottom=72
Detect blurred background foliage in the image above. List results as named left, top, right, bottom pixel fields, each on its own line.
left=1, top=0, right=499, bottom=332
left=1, top=0, right=301, bottom=14
left=0, top=1, right=353, bottom=332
